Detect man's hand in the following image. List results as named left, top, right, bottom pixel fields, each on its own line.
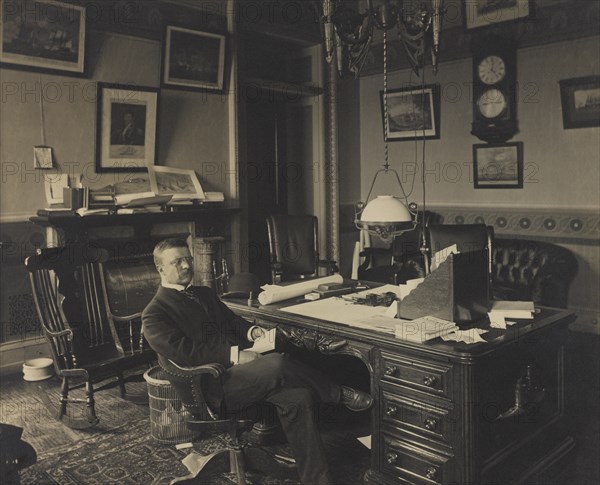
left=238, top=350, right=262, bottom=365
left=250, top=326, right=266, bottom=341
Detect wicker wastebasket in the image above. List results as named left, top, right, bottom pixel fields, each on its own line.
left=144, top=366, right=199, bottom=444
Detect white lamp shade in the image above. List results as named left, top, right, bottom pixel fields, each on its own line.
left=360, top=195, right=412, bottom=223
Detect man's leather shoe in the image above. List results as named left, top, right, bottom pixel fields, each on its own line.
left=341, top=386, right=373, bottom=412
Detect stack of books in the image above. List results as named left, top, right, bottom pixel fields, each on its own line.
left=87, top=187, right=115, bottom=210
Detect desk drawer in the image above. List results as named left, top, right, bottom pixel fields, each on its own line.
left=380, top=353, right=452, bottom=399
left=381, top=433, right=451, bottom=484
left=382, top=392, right=453, bottom=448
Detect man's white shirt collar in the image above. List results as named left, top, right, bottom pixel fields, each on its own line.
left=162, top=281, right=190, bottom=292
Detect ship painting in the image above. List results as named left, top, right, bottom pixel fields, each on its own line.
left=387, top=95, right=433, bottom=133
left=1, top=0, right=83, bottom=69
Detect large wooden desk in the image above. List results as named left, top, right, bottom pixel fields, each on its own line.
left=226, top=298, right=576, bottom=484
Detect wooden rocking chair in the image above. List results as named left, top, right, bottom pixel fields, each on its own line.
left=25, top=246, right=155, bottom=429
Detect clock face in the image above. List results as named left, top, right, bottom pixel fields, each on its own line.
left=477, top=88, right=507, bottom=118
left=478, top=55, right=506, bottom=85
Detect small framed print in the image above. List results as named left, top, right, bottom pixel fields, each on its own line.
left=162, top=25, right=226, bottom=92
left=473, top=142, right=523, bottom=188
left=0, top=0, right=86, bottom=76
left=559, top=76, right=600, bottom=129
left=463, top=0, right=533, bottom=31
left=96, top=82, right=159, bottom=173
left=148, top=166, right=205, bottom=201
left=34, top=146, right=53, bottom=169
left=381, top=84, right=440, bottom=141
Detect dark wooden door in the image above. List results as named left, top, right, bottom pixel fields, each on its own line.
left=246, top=97, right=288, bottom=284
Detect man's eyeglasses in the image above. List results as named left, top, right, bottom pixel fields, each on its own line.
left=167, top=256, right=194, bottom=268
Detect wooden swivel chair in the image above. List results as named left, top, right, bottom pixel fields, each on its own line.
left=25, top=246, right=155, bottom=429
left=266, top=214, right=337, bottom=284
left=163, top=359, right=295, bottom=485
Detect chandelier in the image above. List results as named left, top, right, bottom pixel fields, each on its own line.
left=322, top=0, right=444, bottom=78
left=320, top=0, right=444, bottom=245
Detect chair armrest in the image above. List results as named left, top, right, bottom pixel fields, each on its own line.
left=166, top=359, right=225, bottom=379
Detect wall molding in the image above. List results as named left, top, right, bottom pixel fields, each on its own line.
left=0, top=336, right=50, bottom=377
left=428, top=205, right=599, bottom=243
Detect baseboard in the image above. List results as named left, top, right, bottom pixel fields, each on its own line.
left=0, top=337, right=51, bottom=377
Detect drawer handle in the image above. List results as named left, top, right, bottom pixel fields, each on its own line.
left=423, top=375, right=437, bottom=387
left=385, top=404, right=398, bottom=417
left=386, top=451, right=399, bottom=465
left=426, top=466, right=438, bottom=480
left=424, top=417, right=438, bottom=430
left=384, top=365, right=397, bottom=377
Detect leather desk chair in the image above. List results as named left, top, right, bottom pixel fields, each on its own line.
left=266, top=214, right=337, bottom=284
left=427, top=223, right=494, bottom=279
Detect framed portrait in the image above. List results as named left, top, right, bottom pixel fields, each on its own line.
left=148, top=166, right=205, bottom=200
left=381, top=84, right=440, bottom=141
left=473, top=142, right=523, bottom=188
left=162, top=25, right=226, bottom=92
left=0, top=0, right=86, bottom=75
left=559, top=76, right=600, bottom=129
left=463, top=0, right=533, bottom=30
left=96, top=82, right=159, bottom=173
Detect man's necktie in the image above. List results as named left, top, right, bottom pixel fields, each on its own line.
left=179, top=287, right=208, bottom=312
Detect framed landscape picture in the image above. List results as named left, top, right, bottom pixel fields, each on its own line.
left=381, top=84, right=440, bottom=141
left=463, top=0, right=533, bottom=31
left=0, top=0, right=86, bottom=75
left=96, top=82, right=159, bottom=173
left=473, top=142, right=523, bottom=188
left=559, top=76, right=600, bottom=129
left=148, top=166, right=205, bottom=200
left=162, top=25, right=226, bottom=92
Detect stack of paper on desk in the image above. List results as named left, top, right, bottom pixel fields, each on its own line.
left=258, top=274, right=344, bottom=305
left=489, top=301, right=535, bottom=319
left=395, top=316, right=457, bottom=343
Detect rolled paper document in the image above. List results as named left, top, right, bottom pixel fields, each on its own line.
left=258, top=274, right=344, bottom=305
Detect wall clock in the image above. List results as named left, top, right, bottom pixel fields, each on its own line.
left=471, top=36, right=518, bottom=143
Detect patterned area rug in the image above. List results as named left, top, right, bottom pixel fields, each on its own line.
left=20, top=417, right=369, bottom=484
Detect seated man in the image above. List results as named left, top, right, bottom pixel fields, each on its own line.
left=142, top=238, right=372, bottom=485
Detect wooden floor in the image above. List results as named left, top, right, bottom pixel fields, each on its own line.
left=1, top=331, right=599, bottom=484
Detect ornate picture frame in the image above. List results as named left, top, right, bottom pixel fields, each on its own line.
left=96, top=82, right=159, bottom=173
left=473, top=142, right=523, bottom=188
left=0, top=0, right=86, bottom=75
left=559, top=76, right=600, bottom=129
left=162, top=25, right=226, bottom=92
left=463, top=0, right=533, bottom=31
left=381, top=84, right=440, bottom=141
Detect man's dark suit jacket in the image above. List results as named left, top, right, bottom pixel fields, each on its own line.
left=142, top=285, right=253, bottom=370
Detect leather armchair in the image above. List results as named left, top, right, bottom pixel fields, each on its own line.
left=492, top=238, right=578, bottom=308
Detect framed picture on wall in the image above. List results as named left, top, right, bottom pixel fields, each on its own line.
left=473, top=142, right=523, bottom=188
left=559, top=76, right=600, bottom=129
left=162, top=25, right=226, bottom=92
left=96, top=82, right=159, bottom=173
left=0, top=0, right=86, bottom=75
left=463, top=0, right=533, bottom=31
left=381, top=84, right=440, bottom=141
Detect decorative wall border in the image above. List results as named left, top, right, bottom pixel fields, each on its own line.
left=428, top=205, right=599, bottom=244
